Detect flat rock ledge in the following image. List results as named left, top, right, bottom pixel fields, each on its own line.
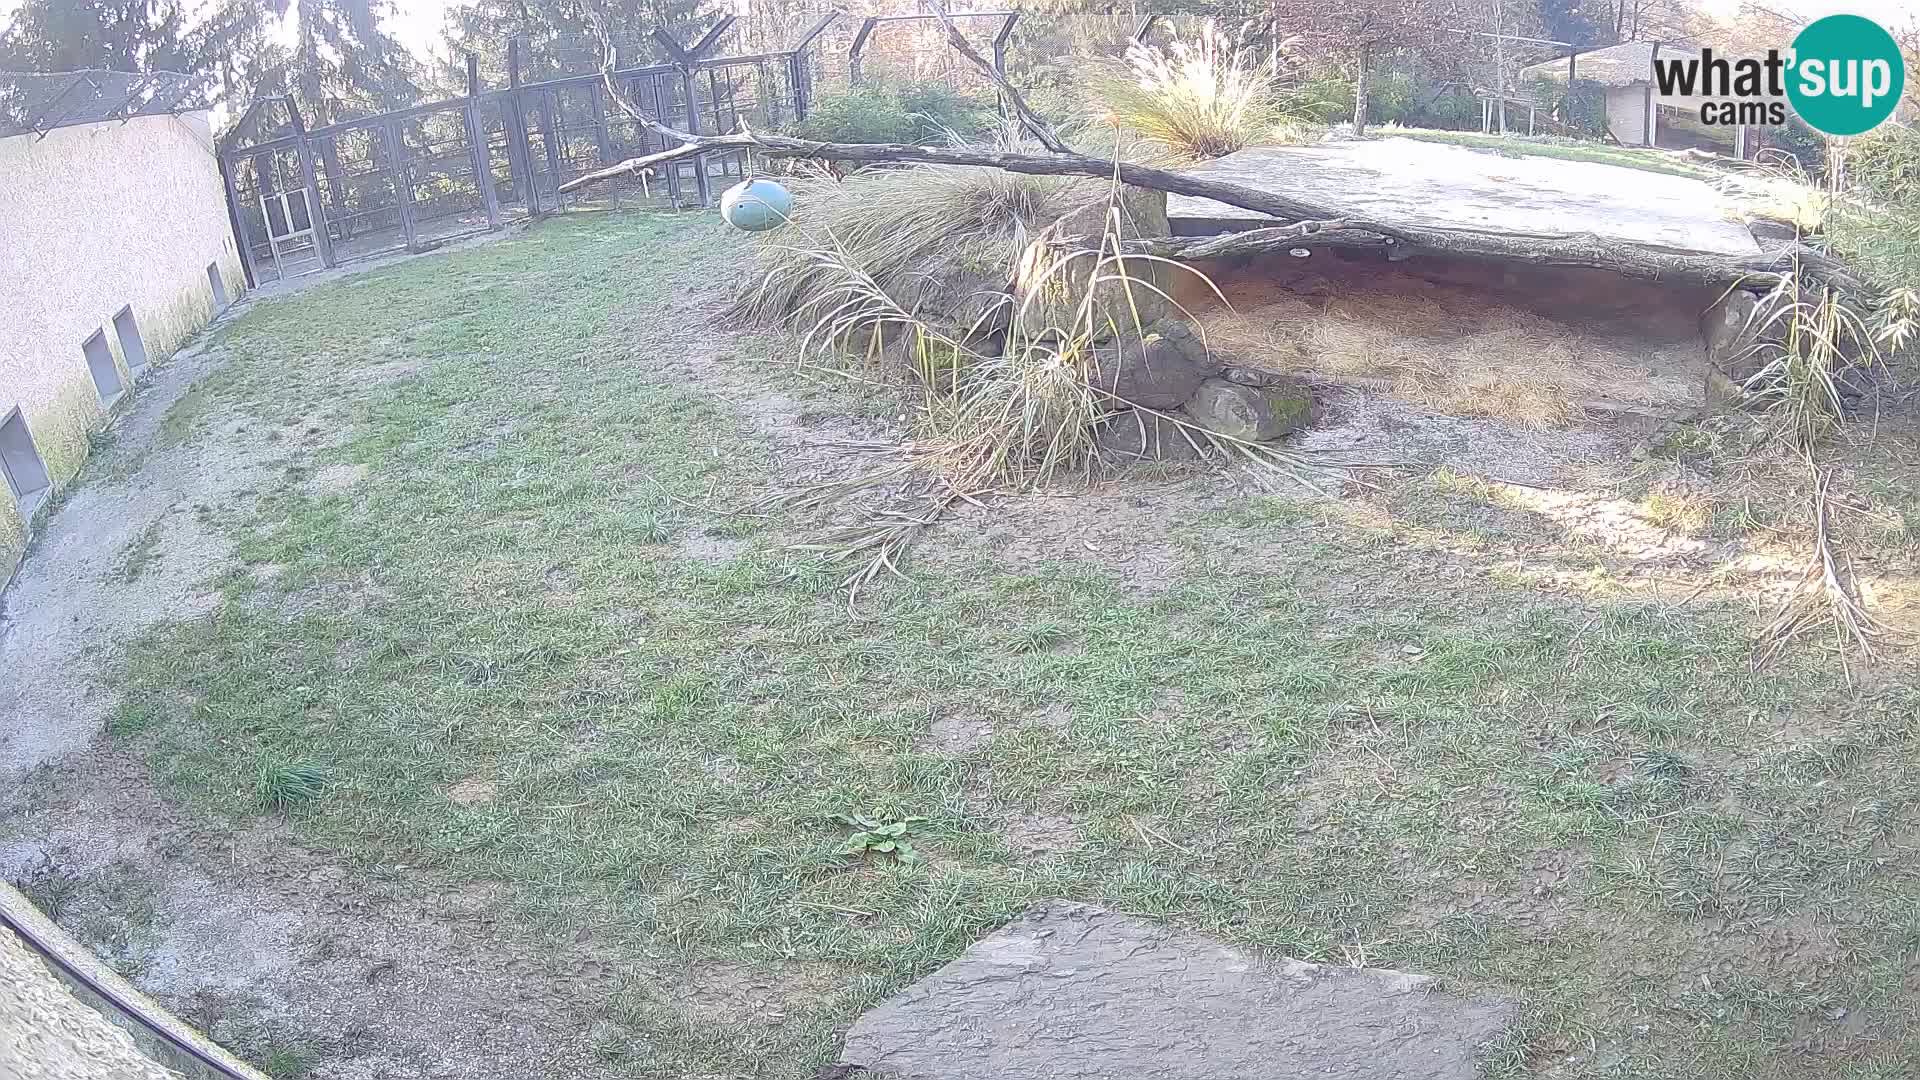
left=834, top=901, right=1516, bottom=1080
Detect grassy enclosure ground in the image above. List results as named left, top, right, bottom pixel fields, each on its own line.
left=10, top=211, right=1920, bottom=1079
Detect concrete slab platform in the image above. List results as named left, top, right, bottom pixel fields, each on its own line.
left=834, top=901, right=1517, bottom=1079
left=1169, top=138, right=1761, bottom=257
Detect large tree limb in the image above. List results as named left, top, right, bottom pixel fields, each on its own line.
left=561, top=126, right=1388, bottom=224
left=1133, top=224, right=1862, bottom=295
left=557, top=125, right=1855, bottom=297
left=576, top=19, right=1858, bottom=300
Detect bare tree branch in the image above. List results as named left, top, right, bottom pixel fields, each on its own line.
left=924, top=0, right=1070, bottom=154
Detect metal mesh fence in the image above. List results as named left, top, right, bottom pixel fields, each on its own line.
left=0, top=69, right=203, bottom=139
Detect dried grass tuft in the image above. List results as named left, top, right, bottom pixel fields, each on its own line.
left=726, top=123, right=1101, bottom=360
left=744, top=188, right=1364, bottom=605
left=1756, top=459, right=1894, bottom=687
left=1084, top=21, right=1304, bottom=161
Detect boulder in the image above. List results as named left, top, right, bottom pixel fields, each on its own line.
left=1094, top=411, right=1207, bottom=462
left=1087, top=320, right=1218, bottom=409
left=1222, top=364, right=1296, bottom=388
left=1183, top=378, right=1312, bottom=441
left=1702, top=288, right=1762, bottom=390
left=1014, top=186, right=1175, bottom=339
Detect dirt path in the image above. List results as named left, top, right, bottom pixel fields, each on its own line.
left=0, top=322, right=629, bottom=1080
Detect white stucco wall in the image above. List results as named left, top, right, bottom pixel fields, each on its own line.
left=0, top=110, right=242, bottom=571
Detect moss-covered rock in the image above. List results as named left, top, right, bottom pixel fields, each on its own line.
left=1183, top=378, right=1312, bottom=441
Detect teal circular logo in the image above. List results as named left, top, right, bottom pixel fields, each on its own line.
left=1787, top=14, right=1905, bottom=136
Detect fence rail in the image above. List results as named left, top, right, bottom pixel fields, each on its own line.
left=213, top=8, right=1276, bottom=286
left=217, top=22, right=827, bottom=286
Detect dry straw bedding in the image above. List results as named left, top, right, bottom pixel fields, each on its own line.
left=1180, top=268, right=1706, bottom=428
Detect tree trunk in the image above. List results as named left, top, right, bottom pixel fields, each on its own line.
left=1352, top=42, right=1371, bottom=137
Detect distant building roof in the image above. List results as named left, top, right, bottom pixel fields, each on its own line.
left=1520, top=41, right=1666, bottom=88
left=1519, top=41, right=1784, bottom=110
left=0, top=69, right=203, bottom=140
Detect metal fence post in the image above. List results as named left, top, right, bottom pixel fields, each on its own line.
left=380, top=120, right=420, bottom=251
left=993, top=13, right=1018, bottom=77
left=504, top=37, right=536, bottom=212
left=849, top=17, right=878, bottom=86
left=537, top=89, right=565, bottom=210
left=993, top=13, right=1020, bottom=121
left=217, top=151, right=259, bottom=289
left=789, top=50, right=807, bottom=121
left=462, top=53, right=501, bottom=228
left=653, top=75, right=682, bottom=207
left=590, top=81, right=615, bottom=164
left=790, top=12, right=840, bottom=123
left=285, top=96, right=335, bottom=268
left=680, top=67, right=708, bottom=206
left=463, top=107, right=500, bottom=229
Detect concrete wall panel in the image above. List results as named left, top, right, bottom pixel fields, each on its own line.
left=0, top=110, right=241, bottom=573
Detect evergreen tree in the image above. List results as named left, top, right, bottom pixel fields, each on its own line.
left=201, top=0, right=424, bottom=136
left=439, top=0, right=713, bottom=87
left=0, top=0, right=193, bottom=73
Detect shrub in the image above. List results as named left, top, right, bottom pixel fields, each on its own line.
left=1283, top=69, right=1482, bottom=131
left=1283, top=74, right=1352, bottom=125
left=1829, top=124, right=1920, bottom=291
left=792, top=81, right=994, bottom=145
left=1086, top=22, right=1290, bottom=160
left=1847, top=123, right=1920, bottom=206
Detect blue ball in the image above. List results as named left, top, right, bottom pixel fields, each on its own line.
left=720, top=178, right=793, bottom=232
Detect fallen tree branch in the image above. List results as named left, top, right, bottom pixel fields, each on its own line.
left=564, top=141, right=700, bottom=192
left=572, top=26, right=1859, bottom=299
left=926, top=0, right=1070, bottom=154
left=560, top=126, right=1855, bottom=295
left=1755, top=457, right=1891, bottom=686
left=560, top=128, right=1343, bottom=217
left=1133, top=225, right=1860, bottom=294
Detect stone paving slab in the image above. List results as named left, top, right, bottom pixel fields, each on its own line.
left=1170, top=137, right=1761, bottom=257
left=835, top=901, right=1517, bottom=1079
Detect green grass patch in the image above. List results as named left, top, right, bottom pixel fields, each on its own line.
left=100, top=210, right=1920, bottom=1078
